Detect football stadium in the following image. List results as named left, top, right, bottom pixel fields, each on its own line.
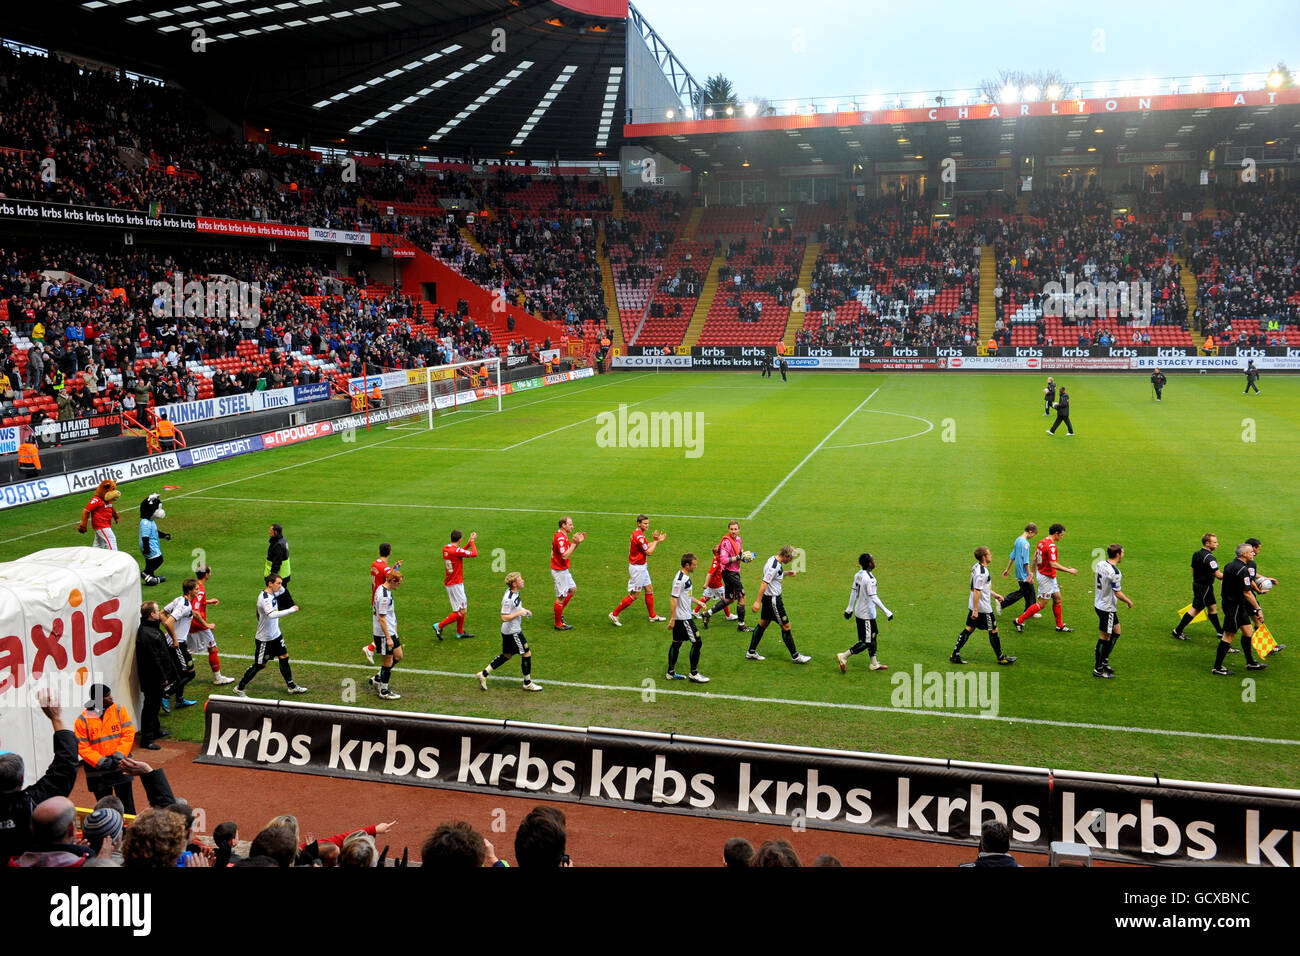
left=0, top=0, right=1298, bottom=905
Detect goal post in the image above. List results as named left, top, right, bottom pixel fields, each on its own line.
left=368, top=357, right=503, bottom=429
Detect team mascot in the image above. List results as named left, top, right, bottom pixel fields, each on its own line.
left=139, top=493, right=171, bottom=586
left=77, top=480, right=122, bottom=550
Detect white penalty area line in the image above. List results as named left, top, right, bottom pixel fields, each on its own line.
left=223, top=654, right=1300, bottom=748
left=747, top=387, right=879, bottom=520
left=187, top=495, right=733, bottom=521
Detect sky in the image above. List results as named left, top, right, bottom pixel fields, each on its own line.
left=633, top=0, right=1300, bottom=103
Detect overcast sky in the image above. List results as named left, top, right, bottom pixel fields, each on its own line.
left=634, top=0, right=1300, bottom=103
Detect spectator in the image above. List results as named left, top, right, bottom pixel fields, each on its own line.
left=214, top=821, right=241, bottom=867
left=421, top=821, right=491, bottom=868
left=751, top=839, right=801, bottom=867
left=339, top=831, right=377, bottom=868
left=121, top=807, right=187, bottom=868
left=813, top=854, right=843, bottom=867
left=7, top=796, right=90, bottom=867
left=514, top=805, right=568, bottom=867
left=0, top=692, right=78, bottom=865
left=960, top=820, right=1020, bottom=867
left=723, top=837, right=755, bottom=868
left=248, top=823, right=298, bottom=868
left=81, top=807, right=125, bottom=861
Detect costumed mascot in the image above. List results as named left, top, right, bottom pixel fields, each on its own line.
left=77, top=480, right=122, bottom=549
left=139, top=493, right=171, bottom=586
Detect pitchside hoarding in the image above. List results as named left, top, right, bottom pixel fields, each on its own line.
left=198, top=698, right=1300, bottom=866
left=610, top=345, right=1300, bottom=371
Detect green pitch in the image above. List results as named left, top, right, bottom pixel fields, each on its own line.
left=5, top=370, right=1298, bottom=788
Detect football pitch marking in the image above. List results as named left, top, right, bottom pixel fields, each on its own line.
left=187, top=495, right=733, bottom=521
left=824, top=410, right=935, bottom=449
left=224, top=654, right=1300, bottom=748
left=747, top=387, right=880, bottom=520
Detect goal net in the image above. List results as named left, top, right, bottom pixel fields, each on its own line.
left=354, top=357, right=503, bottom=430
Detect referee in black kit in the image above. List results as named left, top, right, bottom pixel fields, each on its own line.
left=1212, top=543, right=1265, bottom=676
left=1047, top=386, right=1073, bottom=436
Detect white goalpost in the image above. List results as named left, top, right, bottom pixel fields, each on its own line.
left=371, top=357, right=503, bottom=430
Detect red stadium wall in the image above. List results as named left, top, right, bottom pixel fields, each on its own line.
left=397, top=244, right=563, bottom=344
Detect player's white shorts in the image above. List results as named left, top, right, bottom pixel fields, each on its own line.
left=627, top=563, right=651, bottom=593
left=186, top=628, right=216, bottom=653
left=93, top=528, right=117, bottom=550
left=1036, top=575, right=1061, bottom=600
left=445, top=583, right=467, bottom=611
left=551, top=569, right=575, bottom=598
left=702, top=586, right=726, bottom=601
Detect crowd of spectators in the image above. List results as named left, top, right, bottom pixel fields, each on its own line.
left=1188, top=184, right=1300, bottom=344
left=0, top=238, right=514, bottom=423
left=798, top=213, right=980, bottom=348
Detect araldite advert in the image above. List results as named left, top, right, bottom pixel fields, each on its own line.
left=200, top=699, right=1300, bottom=866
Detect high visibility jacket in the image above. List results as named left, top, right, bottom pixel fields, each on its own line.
left=74, top=703, right=135, bottom=767
left=17, top=443, right=40, bottom=469
left=156, top=418, right=176, bottom=439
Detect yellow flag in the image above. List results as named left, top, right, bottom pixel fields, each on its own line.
left=1252, top=624, right=1278, bottom=658
left=1177, top=603, right=1208, bottom=625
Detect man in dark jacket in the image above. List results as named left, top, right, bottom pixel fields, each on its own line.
left=135, top=601, right=181, bottom=749
left=266, top=523, right=294, bottom=608
left=959, top=820, right=1021, bottom=868
left=0, top=691, right=79, bottom=865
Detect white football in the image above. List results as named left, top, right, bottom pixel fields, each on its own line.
left=1259, top=578, right=1275, bottom=593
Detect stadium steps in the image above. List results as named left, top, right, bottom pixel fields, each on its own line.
left=681, top=205, right=705, bottom=241
left=597, top=222, right=625, bottom=349
left=784, top=241, right=821, bottom=349
left=978, top=244, right=997, bottom=349
left=608, top=175, right=624, bottom=218
left=680, top=254, right=721, bottom=347
left=1174, top=252, right=1205, bottom=350
left=459, top=226, right=486, bottom=256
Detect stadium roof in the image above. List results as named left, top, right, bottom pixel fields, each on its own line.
left=626, top=88, right=1300, bottom=172
left=8, top=0, right=635, bottom=159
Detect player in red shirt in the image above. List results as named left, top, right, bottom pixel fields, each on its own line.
left=76, top=479, right=122, bottom=550
left=609, top=515, right=667, bottom=626
left=551, top=516, right=586, bottom=630
left=190, top=565, right=234, bottom=684
left=693, top=546, right=726, bottom=620
left=434, top=530, right=478, bottom=640
left=363, top=543, right=401, bottom=663
left=1014, top=522, right=1078, bottom=632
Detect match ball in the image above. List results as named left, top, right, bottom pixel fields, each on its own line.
left=741, top=550, right=755, bottom=563
left=1259, top=577, right=1274, bottom=593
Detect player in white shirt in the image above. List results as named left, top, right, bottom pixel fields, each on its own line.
left=1093, top=544, right=1134, bottom=679
left=747, top=546, right=811, bottom=663
left=476, top=572, right=542, bottom=691
left=160, top=580, right=199, bottom=708
left=369, top=569, right=403, bottom=700
left=837, top=553, right=893, bottom=673
left=233, top=574, right=307, bottom=696
left=951, top=546, right=1016, bottom=665
left=666, top=553, right=709, bottom=683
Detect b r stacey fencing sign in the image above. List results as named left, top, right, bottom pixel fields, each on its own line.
left=198, top=698, right=1300, bottom=865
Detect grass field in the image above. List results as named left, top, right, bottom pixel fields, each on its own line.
left=5, top=369, right=1299, bottom=789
